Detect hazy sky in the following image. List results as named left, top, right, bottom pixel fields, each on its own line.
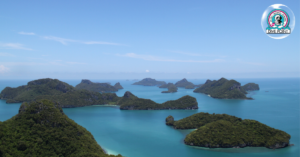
left=0, top=0, right=299, bottom=80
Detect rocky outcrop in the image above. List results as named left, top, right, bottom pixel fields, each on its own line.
left=161, top=83, right=178, bottom=93
left=166, top=115, right=175, bottom=126
left=175, top=78, right=195, bottom=88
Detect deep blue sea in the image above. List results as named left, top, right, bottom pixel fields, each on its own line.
left=0, top=78, right=299, bottom=157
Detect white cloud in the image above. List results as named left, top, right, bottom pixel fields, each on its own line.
left=0, top=65, right=10, bottom=73
left=18, top=32, right=35, bottom=35
left=0, top=43, right=32, bottom=50
left=117, top=53, right=224, bottom=63
left=43, top=36, right=125, bottom=46
left=146, top=70, right=150, bottom=72
left=0, top=52, right=15, bottom=57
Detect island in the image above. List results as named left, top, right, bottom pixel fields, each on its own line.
left=75, top=79, right=122, bottom=92
left=114, top=82, right=124, bottom=89
left=132, top=78, right=166, bottom=86
left=193, top=78, right=251, bottom=99
left=166, top=112, right=291, bottom=149
left=118, top=91, right=198, bottom=110
left=0, top=99, right=122, bottom=157
left=0, top=78, right=119, bottom=107
left=0, top=78, right=198, bottom=110
left=175, top=78, right=195, bottom=89
left=161, top=83, right=178, bottom=93
left=242, top=83, right=260, bottom=91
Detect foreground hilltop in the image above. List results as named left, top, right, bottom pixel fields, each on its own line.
left=193, top=78, right=251, bottom=99
left=166, top=113, right=291, bottom=149
left=75, top=79, right=123, bottom=92
left=132, top=78, right=166, bottom=86
left=118, top=91, right=198, bottom=110
left=0, top=99, right=122, bottom=157
left=0, top=78, right=198, bottom=110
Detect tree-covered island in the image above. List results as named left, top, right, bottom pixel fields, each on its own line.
left=0, top=78, right=198, bottom=110
left=0, top=99, right=122, bottom=157
left=166, top=112, right=291, bottom=149
left=132, top=78, right=166, bottom=86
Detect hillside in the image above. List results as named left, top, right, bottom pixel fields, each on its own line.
left=193, top=78, right=250, bottom=99
left=75, top=79, right=119, bottom=92
left=175, top=78, right=195, bottom=89
left=114, top=82, right=124, bottom=89
left=166, top=112, right=291, bottom=149
left=0, top=99, right=122, bottom=157
left=0, top=78, right=76, bottom=103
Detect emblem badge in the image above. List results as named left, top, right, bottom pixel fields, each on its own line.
left=266, top=9, right=291, bottom=34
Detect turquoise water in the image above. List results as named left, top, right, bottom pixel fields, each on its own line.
left=0, top=78, right=299, bottom=157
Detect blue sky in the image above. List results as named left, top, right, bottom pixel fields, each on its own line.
left=0, top=0, right=299, bottom=79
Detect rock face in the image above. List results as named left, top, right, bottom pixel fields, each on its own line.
left=193, top=78, right=251, bottom=99
left=118, top=92, right=198, bottom=110
left=75, top=79, right=118, bottom=92
left=175, top=78, right=195, bottom=89
left=114, top=82, right=124, bottom=89
left=167, top=112, right=291, bottom=150
left=132, top=78, right=166, bottom=86
left=161, top=83, right=178, bottom=93
left=0, top=99, right=122, bottom=157
left=242, top=83, right=260, bottom=91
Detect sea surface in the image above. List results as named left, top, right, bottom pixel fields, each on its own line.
left=0, top=78, right=299, bottom=157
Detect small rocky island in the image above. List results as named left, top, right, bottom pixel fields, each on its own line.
left=132, top=78, right=166, bottom=86
left=193, top=78, right=252, bottom=99
left=0, top=99, right=122, bottom=157
left=75, top=79, right=123, bottom=92
left=242, top=83, right=260, bottom=91
left=119, top=91, right=198, bottom=110
left=0, top=78, right=198, bottom=110
left=114, top=82, right=124, bottom=89
left=166, top=113, right=291, bottom=149
left=160, top=83, right=178, bottom=93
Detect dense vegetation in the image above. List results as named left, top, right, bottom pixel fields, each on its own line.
left=0, top=99, right=122, bottom=157
left=242, top=83, right=260, bottom=91
left=193, top=78, right=251, bottom=99
left=161, top=83, right=178, bottom=93
left=132, top=78, right=166, bottom=86
left=119, top=92, right=198, bottom=110
left=166, top=112, right=291, bottom=149
left=0, top=78, right=76, bottom=103
left=35, top=90, right=120, bottom=108
left=113, top=82, right=123, bottom=89
left=75, top=79, right=119, bottom=92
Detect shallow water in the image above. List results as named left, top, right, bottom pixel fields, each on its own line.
left=0, top=78, right=299, bottom=157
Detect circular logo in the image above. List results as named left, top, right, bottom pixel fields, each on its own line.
left=261, top=4, right=295, bottom=39
left=266, top=9, right=290, bottom=34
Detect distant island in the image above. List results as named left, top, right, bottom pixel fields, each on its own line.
left=193, top=78, right=253, bottom=99
left=160, top=83, right=178, bottom=93
left=174, top=78, right=203, bottom=89
left=166, top=112, right=291, bottom=149
left=132, top=78, right=166, bottom=86
left=114, top=82, right=124, bottom=89
left=0, top=99, right=122, bottom=157
left=242, top=83, right=260, bottom=91
left=118, top=91, right=198, bottom=110
left=75, top=79, right=123, bottom=92
left=0, top=78, right=198, bottom=110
